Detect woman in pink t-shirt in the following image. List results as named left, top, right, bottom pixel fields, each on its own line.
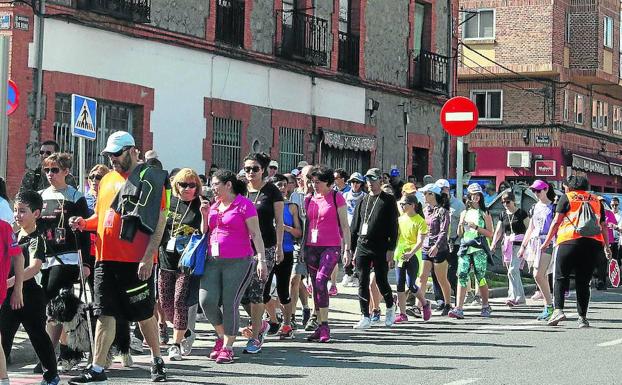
left=304, top=166, right=351, bottom=343
left=198, top=170, right=266, bottom=364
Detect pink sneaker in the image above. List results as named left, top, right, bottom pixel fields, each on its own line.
left=318, top=324, right=331, bottom=343
left=329, top=284, right=338, bottom=296
left=209, top=338, right=224, bottom=360
left=394, top=313, right=408, bottom=323
left=215, top=348, right=234, bottom=364
left=422, top=301, right=432, bottom=321
left=505, top=299, right=518, bottom=307
left=531, top=291, right=544, bottom=301
left=306, top=327, right=321, bottom=342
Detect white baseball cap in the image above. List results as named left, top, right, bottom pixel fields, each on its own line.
left=269, top=160, right=279, bottom=168
left=101, top=131, right=135, bottom=155
left=435, top=179, right=450, bottom=189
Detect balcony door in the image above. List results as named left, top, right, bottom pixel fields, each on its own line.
left=281, top=0, right=299, bottom=58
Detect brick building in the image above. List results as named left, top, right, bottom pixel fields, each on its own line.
left=0, top=0, right=457, bottom=195
left=456, top=0, right=622, bottom=192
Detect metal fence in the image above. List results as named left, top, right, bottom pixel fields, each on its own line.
left=278, top=126, right=305, bottom=172
left=212, top=117, right=242, bottom=173
left=276, top=10, right=328, bottom=66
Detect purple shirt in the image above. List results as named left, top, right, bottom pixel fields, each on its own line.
left=208, top=195, right=258, bottom=259
left=423, top=205, right=450, bottom=253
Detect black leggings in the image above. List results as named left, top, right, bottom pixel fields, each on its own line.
left=356, top=251, right=394, bottom=317
left=555, top=239, right=599, bottom=317
left=1, top=284, right=57, bottom=381
left=263, top=251, right=294, bottom=305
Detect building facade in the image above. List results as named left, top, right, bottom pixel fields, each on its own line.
left=456, top=0, right=622, bottom=192
left=0, top=0, right=457, bottom=194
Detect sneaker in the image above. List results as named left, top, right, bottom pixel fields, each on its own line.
left=536, top=305, right=554, bottom=321
left=181, top=330, right=195, bottom=356
left=68, top=365, right=107, bottom=385
left=167, top=345, right=182, bottom=361
left=480, top=305, right=492, bottom=318
left=215, top=348, right=234, bottom=364
left=439, top=303, right=451, bottom=316
left=405, top=306, right=422, bottom=318
left=422, top=301, right=432, bottom=321
left=394, top=313, right=408, bottom=323
left=209, top=338, right=224, bottom=360
left=290, top=316, right=298, bottom=330
left=278, top=324, right=294, bottom=340
left=150, top=356, right=167, bottom=382
left=577, top=316, right=590, bottom=328
left=531, top=291, right=544, bottom=301
left=40, top=375, right=61, bottom=385
left=267, top=322, right=280, bottom=336
left=241, top=320, right=253, bottom=339
left=318, top=324, right=331, bottom=343
left=341, top=274, right=354, bottom=286
left=121, top=352, right=133, bottom=367
left=243, top=338, right=262, bottom=354
left=306, top=326, right=321, bottom=342
left=370, top=309, right=381, bottom=324
left=505, top=299, right=519, bottom=307
left=470, top=295, right=482, bottom=306
left=448, top=307, right=465, bottom=319
left=346, top=277, right=360, bottom=287
left=59, top=357, right=80, bottom=373
left=257, top=320, right=270, bottom=345
left=435, top=299, right=445, bottom=310
left=353, top=316, right=372, bottom=329
left=385, top=306, right=396, bottom=326
left=302, top=308, right=311, bottom=327
left=547, top=309, right=567, bottom=326
left=159, top=324, right=169, bottom=345
left=130, top=336, right=143, bottom=355
left=304, top=314, right=318, bottom=331
left=328, top=284, right=338, bottom=296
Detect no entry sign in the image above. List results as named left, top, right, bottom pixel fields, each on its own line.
left=440, top=96, right=479, bottom=136
left=7, top=80, right=18, bottom=116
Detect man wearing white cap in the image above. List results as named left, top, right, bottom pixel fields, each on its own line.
left=68, top=131, right=168, bottom=383
left=268, top=160, right=279, bottom=178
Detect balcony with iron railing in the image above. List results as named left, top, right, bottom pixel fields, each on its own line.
left=410, top=50, right=450, bottom=96
left=215, top=0, right=245, bottom=47
left=76, top=0, right=151, bottom=23
left=338, top=31, right=360, bottom=76
left=275, top=10, right=329, bottom=67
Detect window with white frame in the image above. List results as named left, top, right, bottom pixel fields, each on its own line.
left=592, top=100, right=609, bottom=130
left=463, top=9, right=494, bottom=40
left=563, top=90, right=569, bottom=121
left=278, top=126, right=305, bottom=172
left=212, top=117, right=242, bottom=172
left=605, top=16, right=614, bottom=48
left=471, top=90, right=502, bottom=120
left=613, top=106, right=622, bottom=134
left=575, top=94, right=584, bottom=125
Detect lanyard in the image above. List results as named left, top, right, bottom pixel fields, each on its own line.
left=171, top=198, right=192, bottom=236
left=363, top=194, right=381, bottom=224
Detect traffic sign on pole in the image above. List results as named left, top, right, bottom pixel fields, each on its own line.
left=7, top=80, right=18, bottom=115
left=71, top=94, right=97, bottom=140
left=440, top=96, right=479, bottom=137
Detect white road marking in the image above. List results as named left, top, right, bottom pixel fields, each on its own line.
left=445, top=112, right=474, bottom=122
left=442, top=379, right=480, bottom=385
left=598, top=338, right=622, bottom=347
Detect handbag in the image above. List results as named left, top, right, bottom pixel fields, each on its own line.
left=178, top=232, right=208, bottom=276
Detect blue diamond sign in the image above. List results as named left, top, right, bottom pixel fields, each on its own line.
left=71, top=94, right=97, bottom=140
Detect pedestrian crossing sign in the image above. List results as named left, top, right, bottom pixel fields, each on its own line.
left=71, top=94, right=97, bottom=140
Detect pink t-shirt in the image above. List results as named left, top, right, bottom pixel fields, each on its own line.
left=208, top=194, right=258, bottom=259
left=0, top=220, right=21, bottom=304
left=305, top=191, right=346, bottom=247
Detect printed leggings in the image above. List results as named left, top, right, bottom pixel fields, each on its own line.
left=304, top=246, right=341, bottom=309
left=457, top=250, right=488, bottom=287
left=158, top=269, right=191, bottom=330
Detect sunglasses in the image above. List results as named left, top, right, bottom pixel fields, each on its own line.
left=350, top=180, right=363, bottom=184
left=366, top=176, right=379, bottom=181
left=178, top=182, right=197, bottom=189
left=107, top=146, right=132, bottom=157
left=43, top=167, right=60, bottom=174
left=531, top=189, right=542, bottom=193
left=88, top=174, right=103, bottom=181
left=399, top=202, right=412, bottom=207
left=502, top=200, right=512, bottom=204
left=39, top=150, right=53, bottom=156
left=612, top=204, right=619, bottom=206
left=269, top=166, right=278, bottom=170
left=244, top=166, right=261, bottom=173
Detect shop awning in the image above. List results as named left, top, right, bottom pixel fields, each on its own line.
left=322, top=129, right=376, bottom=151
left=571, top=154, right=610, bottom=175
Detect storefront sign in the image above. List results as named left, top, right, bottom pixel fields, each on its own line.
left=534, top=160, right=556, bottom=177
left=0, top=15, right=10, bottom=30
left=535, top=135, right=550, bottom=144
left=322, top=129, right=376, bottom=151
left=572, top=154, right=609, bottom=175
left=14, top=15, right=29, bottom=31
left=610, top=163, right=622, bottom=177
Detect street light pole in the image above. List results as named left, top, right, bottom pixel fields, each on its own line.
left=0, top=36, right=9, bottom=179
left=29, top=0, right=46, bottom=168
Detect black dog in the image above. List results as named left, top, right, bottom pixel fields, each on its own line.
left=46, top=289, right=133, bottom=371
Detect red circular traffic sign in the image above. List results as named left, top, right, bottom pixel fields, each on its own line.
left=440, top=96, right=479, bottom=136
left=7, top=80, right=18, bottom=116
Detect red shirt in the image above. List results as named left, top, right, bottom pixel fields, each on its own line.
left=0, top=220, right=21, bottom=303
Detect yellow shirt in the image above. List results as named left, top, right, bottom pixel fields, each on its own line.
left=395, top=213, right=428, bottom=270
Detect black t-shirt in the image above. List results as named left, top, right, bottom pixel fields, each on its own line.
left=246, top=182, right=283, bottom=248
left=498, top=208, right=528, bottom=236
left=13, top=230, right=46, bottom=287
left=160, top=196, right=202, bottom=271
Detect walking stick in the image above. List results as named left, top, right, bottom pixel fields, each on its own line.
left=73, top=229, right=96, bottom=357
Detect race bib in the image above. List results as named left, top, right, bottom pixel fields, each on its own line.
left=311, top=229, right=319, bottom=244
left=166, top=237, right=176, bottom=253
left=211, top=242, right=220, bottom=257
left=361, top=223, right=369, bottom=236
left=103, top=209, right=115, bottom=228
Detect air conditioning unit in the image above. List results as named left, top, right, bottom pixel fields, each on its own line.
left=507, top=151, right=531, bottom=168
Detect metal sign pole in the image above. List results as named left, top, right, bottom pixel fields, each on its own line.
left=0, top=36, right=9, bottom=180
left=79, top=137, right=85, bottom=194
left=456, top=136, right=464, bottom=199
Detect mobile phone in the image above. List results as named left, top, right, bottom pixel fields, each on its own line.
left=201, top=186, right=214, bottom=200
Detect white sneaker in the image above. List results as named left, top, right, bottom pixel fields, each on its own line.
left=348, top=277, right=360, bottom=287
left=167, top=345, right=182, bottom=361
left=353, top=316, right=372, bottom=329
left=385, top=306, right=396, bottom=326
left=181, top=331, right=195, bottom=356
left=341, top=274, right=353, bottom=286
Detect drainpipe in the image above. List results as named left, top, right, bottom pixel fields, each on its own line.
left=29, top=0, right=46, bottom=169
left=445, top=0, right=453, bottom=178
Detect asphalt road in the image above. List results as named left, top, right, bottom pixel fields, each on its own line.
left=8, top=285, right=622, bottom=385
